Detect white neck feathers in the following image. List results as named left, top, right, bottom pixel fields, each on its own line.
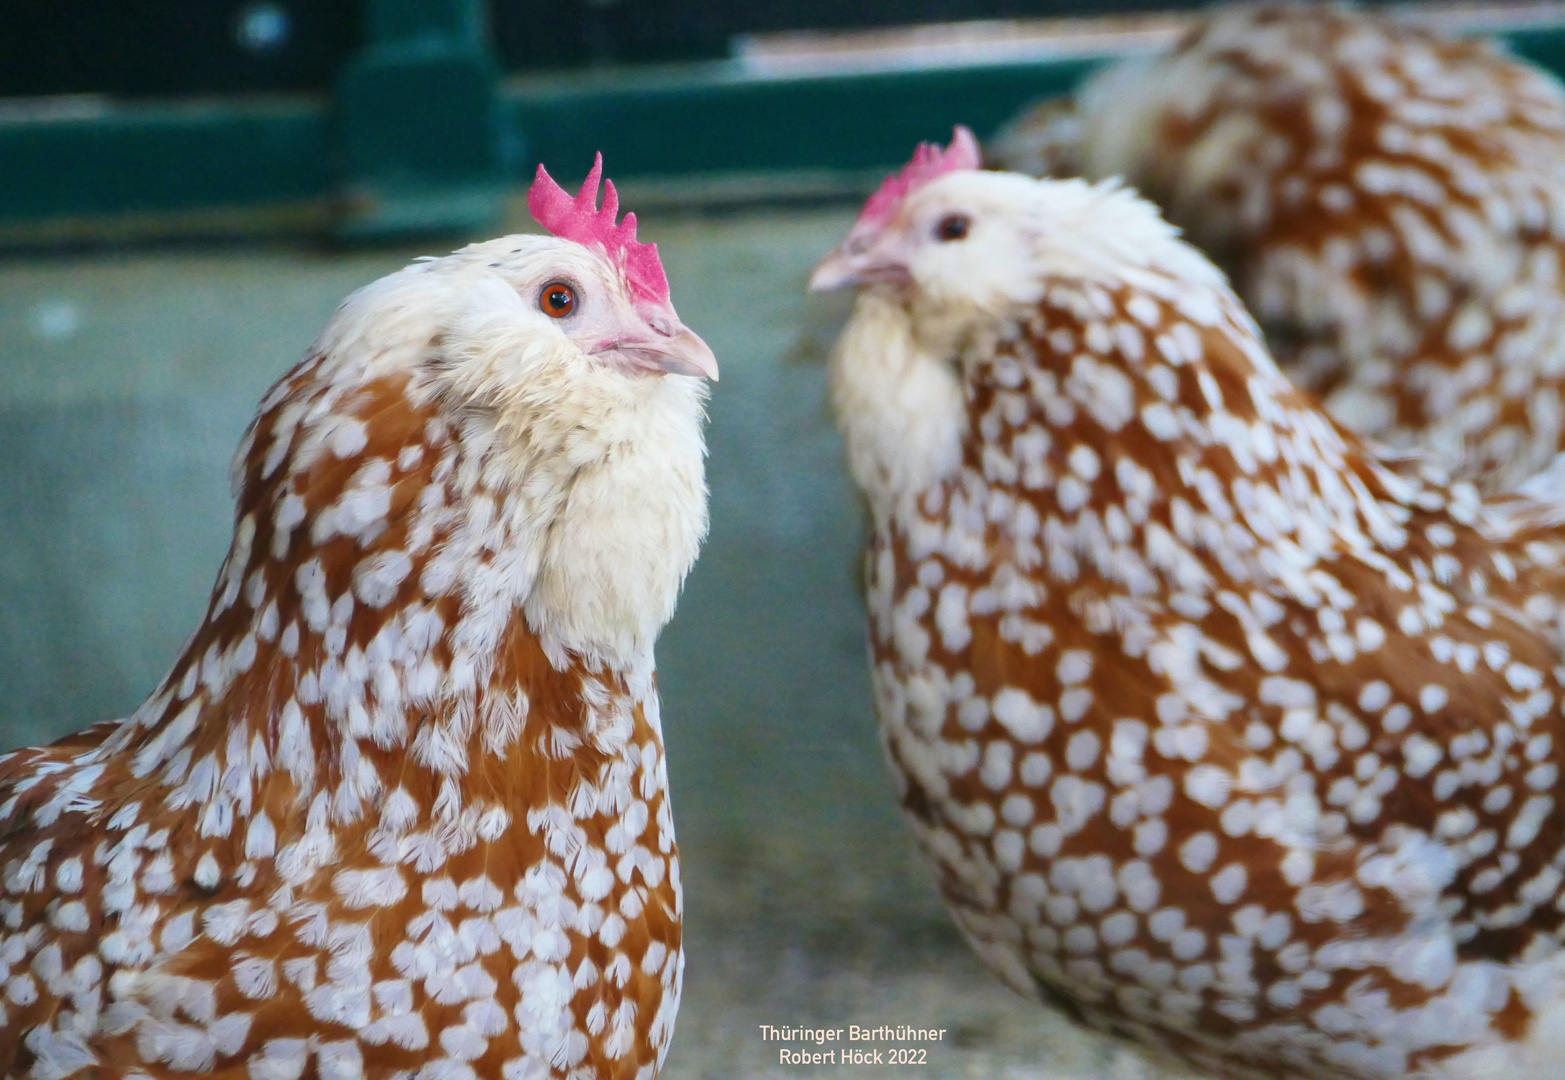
left=829, top=288, right=967, bottom=513
left=420, top=272, right=712, bottom=679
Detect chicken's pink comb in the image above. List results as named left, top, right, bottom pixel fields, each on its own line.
left=858, top=126, right=982, bottom=225
left=528, top=154, right=670, bottom=304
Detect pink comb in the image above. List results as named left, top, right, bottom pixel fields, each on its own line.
left=528, top=154, right=671, bottom=305
left=858, top=125, right=982, bottom=225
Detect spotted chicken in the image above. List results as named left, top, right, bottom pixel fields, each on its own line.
left=812, top=130, right=1565, bottom=1079
left=990, top=3, right=1565, bottom=493
left=0, top=156, right=717, bottom=1080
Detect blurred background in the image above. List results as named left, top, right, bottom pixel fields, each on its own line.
left=4, top=2, right=1564, bottom=1077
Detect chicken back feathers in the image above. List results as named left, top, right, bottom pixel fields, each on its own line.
left=817, top=151, right=1565, bottom=1079
left=0, top=166, right=712, bottom=1080
left=991, top=3, right=1565, bottom=493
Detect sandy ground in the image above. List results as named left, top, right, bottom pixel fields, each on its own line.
left=0, top=206, right=1180, bottom=1079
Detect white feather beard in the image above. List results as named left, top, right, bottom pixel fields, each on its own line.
left=829, top=287, right=967, bottom=514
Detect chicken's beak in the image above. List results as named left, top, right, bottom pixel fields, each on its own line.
left=808, top=249, right=862, bottom=291
left=620, top=325, right=720, bottom=382
left=600, top=303, right=720, bottom=381
left=809, top=234, right=912, bottom=292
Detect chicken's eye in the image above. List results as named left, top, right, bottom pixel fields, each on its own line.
left=540, top=283, right=576, bottom=318
left=936, top=214, right=970, bottom=242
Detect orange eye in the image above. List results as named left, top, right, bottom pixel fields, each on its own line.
left=540, top=283, right=576, bottom=318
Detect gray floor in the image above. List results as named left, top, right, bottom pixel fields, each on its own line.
left=0, top=206, right=1174, bottom=1079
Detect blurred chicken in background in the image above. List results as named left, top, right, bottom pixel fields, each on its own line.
left=992, top=3, right=1565, bottom=493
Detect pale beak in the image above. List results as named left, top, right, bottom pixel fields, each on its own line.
left=597, top=299, right=719, bottom=381
left=615, top=325, right=720, bottom=381
left=809, top=235, right=912, bottom=292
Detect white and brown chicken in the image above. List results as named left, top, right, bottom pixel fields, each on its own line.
left=0, top=158, right=716, bottom=1080
left=991, top=3, right=1565, bottom=493
left=813, top=129, right=1565, bottom=1079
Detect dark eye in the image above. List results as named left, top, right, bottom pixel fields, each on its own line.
left=936, top=214, right=970, bottom=242
left=540, top=282, right=576, bottom=318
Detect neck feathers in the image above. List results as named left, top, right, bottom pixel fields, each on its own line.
left=830, top=288, right=967, bottom=513
left=833, top=235, right=1421, bottom=574
left=86, top=291, right=703, bottom=838
left=976, top=266, right=1430, bottom=583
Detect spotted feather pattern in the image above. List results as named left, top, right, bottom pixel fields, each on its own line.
left=991, top=3, right=1565, bottom=493
left=831, top=179, right=1565, bottom=1078
left=0, top=237, right=705, bottom=1080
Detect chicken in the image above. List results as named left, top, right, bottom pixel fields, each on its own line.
left=811, top=130, right=1565, bottom=1079
left=989, top=3, right=1565, bottom=493
left=0, top=156, right=717, bottom=1080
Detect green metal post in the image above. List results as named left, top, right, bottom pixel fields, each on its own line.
left=333, top=0, right=512, bottom=239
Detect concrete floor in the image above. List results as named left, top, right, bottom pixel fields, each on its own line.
left=0, top=206, right=1175, bottom=1080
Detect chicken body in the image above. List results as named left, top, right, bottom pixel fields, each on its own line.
left=0, top=171, right=715, bottom=1080
left=990, top=4, right=1565, bottom=493
left=816, top=159, right=1565, bottom=1078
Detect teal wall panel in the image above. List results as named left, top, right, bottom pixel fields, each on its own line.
left=1, top=14, right=1563, bottom=239
left=0, top=100, right=330, bottom=220
left=507, top=57, right=1096, bottom=176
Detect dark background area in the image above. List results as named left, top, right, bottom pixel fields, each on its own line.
left=490, top=0, right=1202, bottom=69
left=0, top=0, right=1222, bottom=98
left=0, top=1, right=359, bottom=97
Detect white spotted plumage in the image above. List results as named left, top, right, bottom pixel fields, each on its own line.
left=0, top=177, right=713, bottom=1079
left=817, top=160, right=1565, bottom=1078
left=991, top=3, right=1565, bottom=493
